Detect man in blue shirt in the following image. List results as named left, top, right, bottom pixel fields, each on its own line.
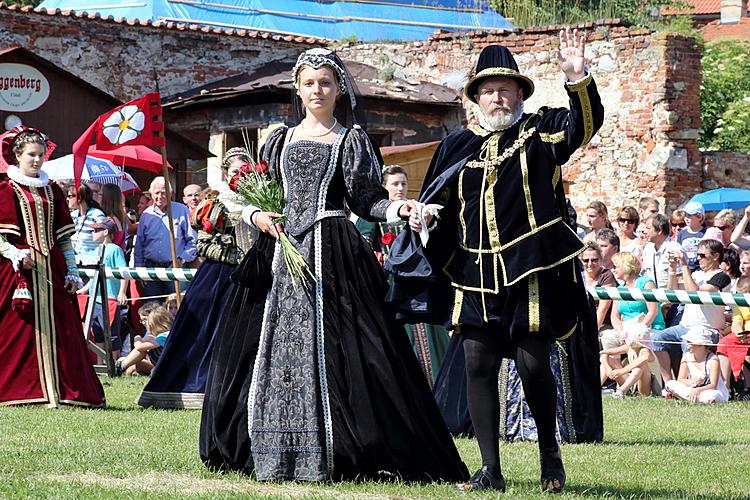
left=134, top=176, right=197, bottom=302
left=677, top=201, right=706, bottom=272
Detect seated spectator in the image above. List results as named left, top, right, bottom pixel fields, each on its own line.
left=76, top=217, right=129, bottom=360
left=616, top=206, right=640, bottom=254
left=677, top=202, right=707, bottom=272
left=668, top=209, right=686, bottom=241
left=730, top=205, right=750, bottom=250
left=638, top=196, right=660, bottom=220
left=601, top=323, right=662, bottom=397
left=705, top=208, right=738, bottom=249
left=115, top=304, right=172, bottom=376
left=641, top=213, right=683, bottom=289
left=595, top=228, right=620, bottom=270
left=721, top=247, right=741, bottom=290
left=652, top=239, right=731, bottom=385
left=664, top=326, right=729, bottom=403
left=581, top=243, right=617, bottom=331
left=599, top=252, right=665, bottom=386
left=717, top=276, right=750, bottom=398
left=164, top=292, right=179, bottom=317
left=583, top=201, right=613, bottom=244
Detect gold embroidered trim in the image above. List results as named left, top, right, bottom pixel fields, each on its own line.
left=557, top=323, right=577, bottom=341
left=56, top=223, right=75, bottom=239
left=11, top=181, right=37, bottom=253
left=484, top=161, right=501, bottom=251
left=540, top=131, right=566, bottom=144
left=465, top=127, right=537, bottom=171
left=451, top=288, right=464, bottom=328
left=458, top=170, right=469, bottom=249
left=443, top=251, right=501, bottom=294
left=519, top=125, right=537, bottom=230
left=0, top=223, right=20, bottom=236
left=469, top=124, right=490, bottom=137
left=499, top=244, right=584, bottom=288
left=528, top=273, right=540, bottom=333
left=568, top=73, right=595, bottom=146
left=551, top=165, right=561, bottom=190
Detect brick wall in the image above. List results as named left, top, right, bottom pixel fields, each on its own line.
left=338, top=22, right=709, bottom=218
left=702, top=151, right=750, bottom=189
left=0, top=7, right=311, bottom=101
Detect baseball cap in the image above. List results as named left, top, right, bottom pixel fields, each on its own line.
left=682, top=201, right=705, bottom=216
left=90, top=217, right=117, bottom=235
left=682, top=325, right=716, bottom=346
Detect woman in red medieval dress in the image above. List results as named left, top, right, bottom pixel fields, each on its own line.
left=0, top=126, right=105, bottom=407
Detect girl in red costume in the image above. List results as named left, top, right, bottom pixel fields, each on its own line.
left=0, top=126, right=105, bottom=407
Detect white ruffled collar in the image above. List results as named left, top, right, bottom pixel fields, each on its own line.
left=6, top=165, right=50, bottom=188
left=215, top=180, right=246, bottom=214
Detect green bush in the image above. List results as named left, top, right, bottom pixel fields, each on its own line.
left=701, top=40, right=750, bottom=150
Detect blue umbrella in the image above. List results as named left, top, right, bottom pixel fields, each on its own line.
left=686, top=188, right=750, bottom=211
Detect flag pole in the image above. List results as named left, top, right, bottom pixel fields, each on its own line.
left=153, top=114, right=182, bottom=306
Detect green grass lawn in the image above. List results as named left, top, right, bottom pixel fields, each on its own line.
left=0, top=377, right=748, bottom=499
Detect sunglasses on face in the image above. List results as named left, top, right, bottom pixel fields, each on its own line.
left=715, top=225, right=729, bottom=231
left=618, top=218, right=637, bottom=224
left=672, top=223, right=686, bottom=228
left=581, top=258, right=599, bottom=263
left=697, top=252, right=708, bottom=259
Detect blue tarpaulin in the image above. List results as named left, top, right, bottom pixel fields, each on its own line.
left=38, top=0, right=514, bottom=41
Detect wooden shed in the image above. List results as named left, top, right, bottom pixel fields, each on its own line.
left=0, top=46, right=209, bottom=195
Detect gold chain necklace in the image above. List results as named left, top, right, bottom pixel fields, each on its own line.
left=300, top=119, right=339, bottom=138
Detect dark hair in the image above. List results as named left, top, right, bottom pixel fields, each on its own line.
left=699, top=238, right=724, bottom=260
left=722, top=246, right=741, bottom=278
left=648, top=213, right=670, bottom=236
left=595, top=228, right=620, bottom=248
left=582, top=242, right=602, bottom=258
left=101, top=183, right=125, bottom=228
left=382, top=165, right=407, bottom=182
left=75, top=183, right=102, bottom=211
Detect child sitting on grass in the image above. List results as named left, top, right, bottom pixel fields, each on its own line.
left=665, top=326, right=729, bottom=403
left=600, top=321, right=662, bottom=397
left=115, top=304, right=171, bottom=376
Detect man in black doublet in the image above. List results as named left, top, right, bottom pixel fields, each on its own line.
left=387, top=30, right=604, bottom=493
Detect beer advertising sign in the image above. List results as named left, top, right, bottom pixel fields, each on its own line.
left=0, top=63, right=50, bottom=112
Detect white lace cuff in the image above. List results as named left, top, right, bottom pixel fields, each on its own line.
left=2, top=246, right=30, bottom=272
left=65, top=274, right=84, bottom=289
left=386, top=200, right=407, bottom=223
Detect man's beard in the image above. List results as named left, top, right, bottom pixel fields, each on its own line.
left=476, top=101, right=524, bottom=132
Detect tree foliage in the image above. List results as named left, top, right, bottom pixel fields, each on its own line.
left=488, top=0, right=682, bottom=28
left=5, top=1, right=42, bottom=6
left=701, top=40, right=750, bottom=152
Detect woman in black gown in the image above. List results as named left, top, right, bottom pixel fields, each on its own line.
left=199, top=48, right=468, bottom=483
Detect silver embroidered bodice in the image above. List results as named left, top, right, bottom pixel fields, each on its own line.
left=282, top=140, right=335, bottom=236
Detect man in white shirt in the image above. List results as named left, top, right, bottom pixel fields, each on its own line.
left=651, top=238, right=731, bottom=384
left=641, top=214, right=683, bottom=288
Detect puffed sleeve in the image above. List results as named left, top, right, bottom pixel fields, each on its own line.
left=340, top=126, right=391, bottom=222
left=259, top=126, right=288, bottom=185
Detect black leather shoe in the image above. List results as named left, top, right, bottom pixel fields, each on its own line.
left=540, top=447, right=565, bottom=493
left=455, top=466, right=506, bottom=493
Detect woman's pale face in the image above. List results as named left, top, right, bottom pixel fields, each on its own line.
left=618, top=213, right=637, bottom=236
left=611, top=262, right=626, bottom=282
left=15, top=143, right=45, bottom=178
left=297, top=66, right=339, bottom=117
left=384, top=173, right=408, bottom=201
left=586, top=209, right=606, bottom=230
left=226, top=156, right=245, bottom=179
left=581, top=250, right=602, bottom=274
left=740, top=256, right=750, bottom=277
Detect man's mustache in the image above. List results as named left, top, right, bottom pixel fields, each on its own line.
left=487, top=104, right=512, bottom=114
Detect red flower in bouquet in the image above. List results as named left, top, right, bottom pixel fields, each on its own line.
left=231, top=158, right=313, bottom=288
left=381, top=231, right=397, bottom=246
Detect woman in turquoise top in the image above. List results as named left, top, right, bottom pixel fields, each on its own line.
left=610, top=252, right=665, bottom=331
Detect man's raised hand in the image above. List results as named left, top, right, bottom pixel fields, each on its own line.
left=557, top=27, right=586, bottom=82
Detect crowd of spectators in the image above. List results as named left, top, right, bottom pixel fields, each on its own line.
left=579, top=197, right=750, bottom=402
